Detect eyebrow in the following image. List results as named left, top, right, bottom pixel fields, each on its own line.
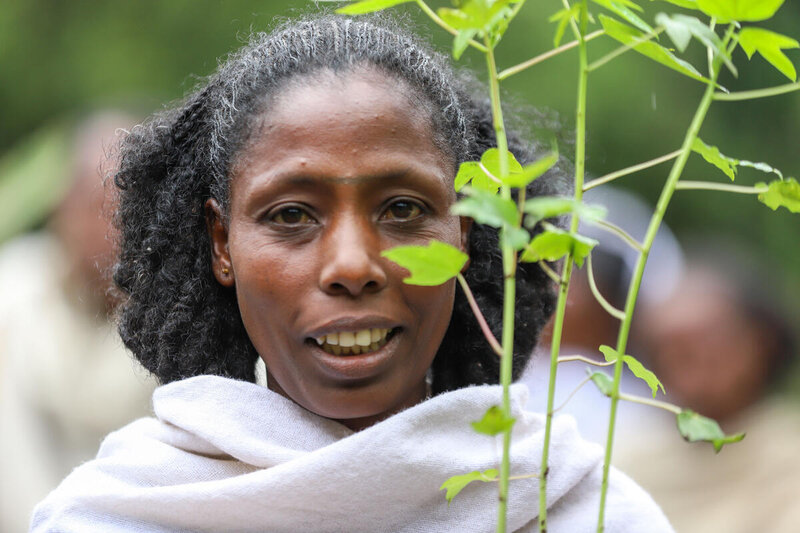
left=277, top=169, right=414, bottom=187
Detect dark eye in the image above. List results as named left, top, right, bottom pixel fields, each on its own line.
left=271, top=206, right=314, bottom=225
left=382, top=200, right=423, bottom=221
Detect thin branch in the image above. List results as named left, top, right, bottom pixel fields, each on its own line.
left=588, top=27, right=664, bottom=72
left=498, top=30, right=604, bottom=81
left=553, top=374, right=593, bottom=413
left=414, top=0, right=487, bottom=52
left=675, top=181, right=768, bottom=194
left=583, top=149, right=682, bottom=191
left=587, top=254, right=626, bottom=320
left=457, top=274, right=503, bottom=358
left=714, top=82, right=800, bottom=101
left=508, top=472, right=540, bottom=480
left=591, top=219, right=643, bottom=252
left=559, top=0, right=582, bottom=41
left=557, top=355, right=615, bottom=366
left=538, top=260, right=562, bottom=285
left=619, top=392, right=681, bottom=414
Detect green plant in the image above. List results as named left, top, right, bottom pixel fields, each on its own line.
left=338, top=0, right=799, bottom=531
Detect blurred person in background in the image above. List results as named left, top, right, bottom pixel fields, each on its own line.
left=0, top=112, right=156, bottom=533
left=521, top=186, right=684, bottom=444
left=615, top=241, right=800, bottom=533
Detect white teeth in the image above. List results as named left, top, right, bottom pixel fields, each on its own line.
left=315, top=336, right=325, bottom=345
left=338, top=331, right=355, bottom=347
left=370, top=328, right=381, bottom=343
left=326, top=332, right=339, bottom=345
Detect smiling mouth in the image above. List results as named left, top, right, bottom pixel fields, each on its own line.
left=308, top=327, right=401, bottom=356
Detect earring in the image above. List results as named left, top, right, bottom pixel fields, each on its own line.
left=222, top=267, right=230, bottom=275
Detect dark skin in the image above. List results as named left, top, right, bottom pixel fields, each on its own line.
left=207, top=69, right=470, bottom=431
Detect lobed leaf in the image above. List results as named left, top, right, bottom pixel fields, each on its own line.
left=454, top=161, right=500, bottom=194
left=738, top=27, right=799, bottom=82
left=451, top=186, right=518, bottom=228
left=381, top=241, right=468, bottom=286
left=503, top=151, right=559, bottom=188
left=756, top=178, right=800, bottom=213
left=676, top=409, right=745, bottom=452
left=471, top=405, right=516, bottom=436
left=549, top=5, right=581, bottom=47
left=523, top=197, right=607, bottom=225
left=599, top=15, right=710, bottom=84
left=336, top=0, right=414, bottom=15
left=440, top=468, right=498, bottom=503
left=481, top=147, right=524, bottom=178
left=692, top=138, right=738, bottom=180
left=519, top=227, right=598, bottom=267
left=599, top=345, right=665, bottom=398
left=453, top=29, right=478, bottom=60
left=588, top=371, right=615, bottom=396
left=696, top=0, right=785, bottom=23
left=655, top=13, right=736, bottom=75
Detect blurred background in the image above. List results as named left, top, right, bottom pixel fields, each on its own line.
left=0, top=1, right=798, bottom=532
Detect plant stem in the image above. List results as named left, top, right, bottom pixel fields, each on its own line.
left=554, top=374, right=593, bottom=413
left=595, top=43, right=725, bottom=533
left=590, top=219, right=643, bottom=252
left=587, top=28, right=664, bottom=72
left=583, top=149, right=681, bottom=191
left=540, top=4, right=589, bottom=531
left=498, top=30, right=604, bottom=81
left=675, top=181, right=768, bottom=194
left=587, top=254, right=626, bottom=320
left=618, top=392, right=681, bottom=414
left=457, top=274, right=503, bottom=357
left=538, top=260, right=562, bottom=284
left=557, top=355, right=615, bottom=366
left=414, top=0, right=487, bottom=52
left=485, top=35, right=515, bottom=533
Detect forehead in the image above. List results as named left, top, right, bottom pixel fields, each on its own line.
left=230, top=69, right=454, bottom=194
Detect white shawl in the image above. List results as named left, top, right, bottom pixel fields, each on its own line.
left=31, top=376, right=672, bottom=532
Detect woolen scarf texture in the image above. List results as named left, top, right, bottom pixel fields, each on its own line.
left=31, top=376, right=672, bottom=532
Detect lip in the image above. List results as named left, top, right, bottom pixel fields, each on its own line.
left=305, top=314, right=402, bottom=339
left=308, top=328, right=402, bottom=381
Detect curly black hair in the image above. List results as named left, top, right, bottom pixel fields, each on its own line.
left=112, top=13, right=571, bottom=394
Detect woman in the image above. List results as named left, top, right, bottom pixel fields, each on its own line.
left=31, top=13, right=672, bottom=532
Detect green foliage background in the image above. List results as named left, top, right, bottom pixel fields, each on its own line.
left=1, top=0, right=798, bottom=337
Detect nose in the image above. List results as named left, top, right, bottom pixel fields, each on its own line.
left=318, top=215, right=388, bottom=297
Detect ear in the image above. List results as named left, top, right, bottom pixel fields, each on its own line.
left=205, top=198, right=235, bottom=288
left=459, top=216, right=472, bottom=273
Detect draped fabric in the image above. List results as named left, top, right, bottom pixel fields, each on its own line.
left=31, top=376, right=672, bottom=532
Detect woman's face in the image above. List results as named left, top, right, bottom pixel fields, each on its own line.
left=207, top=70, right=468, bottom=430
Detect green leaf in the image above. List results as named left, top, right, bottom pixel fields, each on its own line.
left=503, top=151, right=559, bottom=188
left=381, top=241, right=468, bottom=286
left=523, top=197, right=607, bottom=225
left=501, top=226, right=531, bottom=251
left=591, top=0, right=654, bottom=35
left=739, top=27, right=799, bottom=82
left=336, top=0, right=414, bottom=15
left=453, top=29, right=478, bottom=60
left=757, top=178, right=800, bottom=213
left=599, top=15, right=710, bottom=84
left=599, top=345, right=665, bottom=398
left=481, top=148, right=524, bottom=179
left=549, top=6, right=580, bottom=47
left=676, top=409, right=746, bottom=452
left=655, top=13, right=737, bottom=76
left=519, top=227, right=598, bottom=267
left=451, top=186, right=519, bottom=228
left=471, top=405, right=516, bottom=436
left=588, top=371, right=614, bottom=396
left=454, top=161, right=500, bottom=194
left=692, top=138, right=738, bottom=181
left=438, top=0, right=517, bottom=35
left=440, top=468, right=498, bottom=503
left=697, top=0, right=785, bottom=22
